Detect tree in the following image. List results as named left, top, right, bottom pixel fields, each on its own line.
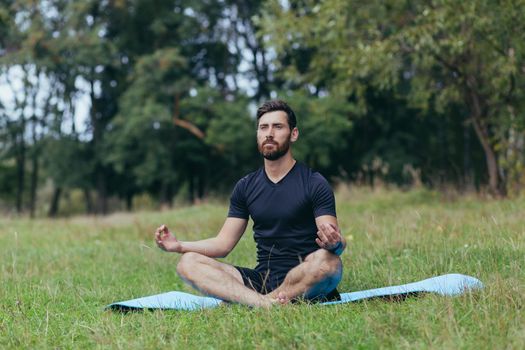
left=268, top=90, right=353, bottom=176
left=222, top=0, right=274, bottom=100
left=261, top=0, right=525, bottom=196
left=0, top=0, right=58, bottom=216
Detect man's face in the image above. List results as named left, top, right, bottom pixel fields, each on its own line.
left=257, top=111, right=298, bottom=161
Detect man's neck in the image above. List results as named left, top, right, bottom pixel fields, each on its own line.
left=264, top=153, right=296, bottom=183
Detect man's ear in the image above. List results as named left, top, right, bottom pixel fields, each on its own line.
left=291, top=127, right=299, bottom=142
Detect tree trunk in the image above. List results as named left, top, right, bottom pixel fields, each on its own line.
left=89, top=74, right=108, bottom=215
left=29, top=112, right=39, bottom=218
left=159, top=181, right=172, bottom=209
left=29, top=150, right=39, bottom=218
left=472, top=109, right=505, bottom=197
left=125, top=193, right=133, bottom=211
left=84, top=188, right=94, bottom=214
left=468, top=92, right=503, bottom=197
left=7, top=68, right=27, bottom=214
left=188, top=171, right=195, bottom=204
left=96, top=171, right=108, bottom=214
left=462, top=122, right=474, bottom=191
left=15, top=130, right=25, bottom=214
left=197, top=171, right=206, bottom=202
left=48, top=187, right=62, bottom=217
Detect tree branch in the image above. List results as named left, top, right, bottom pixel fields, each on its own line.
left=173, top=118, right=205, bottom=140
left=172, top=93, right=205, bottom=140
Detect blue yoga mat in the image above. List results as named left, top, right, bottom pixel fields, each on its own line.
left=107, top=273, right=483, bottom=311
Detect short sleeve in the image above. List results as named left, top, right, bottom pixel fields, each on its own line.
left=227, top=179, right=249, bottom=219
left=310, top=173, right=336, bottom=218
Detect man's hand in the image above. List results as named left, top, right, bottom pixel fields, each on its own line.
left=316, top=223, right=344, bottom=254
left=155, top=224, right=182, bottom=253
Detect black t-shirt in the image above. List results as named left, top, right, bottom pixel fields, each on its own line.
left=228, top=162, right=336, bottom=275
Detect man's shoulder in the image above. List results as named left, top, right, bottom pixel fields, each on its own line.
left=295, top=162, right=330, bottom=186
left=242, top=167, right=264, bottom=181
left=234, top=167, right=264, bottom=188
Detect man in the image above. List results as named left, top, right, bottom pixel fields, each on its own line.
left=155, top=100, right=345, bottom=307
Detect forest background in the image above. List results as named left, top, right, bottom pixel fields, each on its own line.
left=1, top=0, right=524, bottom=217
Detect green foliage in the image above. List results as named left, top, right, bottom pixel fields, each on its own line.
left=273, top=90, right=353, bottom=170
left=3, top=0, right=525, bottom=214
left=42, top=136, right=94, bottom=189
left=0, top=160, right=17, bottom=203
left=183, top=87, right=257, bottom=177
left=1, top=0, right=261, bottom=211
left=261, top=0, right=525, bottom=194
left=105, top=47, right=188, bottom=188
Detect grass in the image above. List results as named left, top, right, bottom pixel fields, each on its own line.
left=0, top=188, right=523, bottom=349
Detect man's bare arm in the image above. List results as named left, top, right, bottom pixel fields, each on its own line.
left=155, top=217, right=248, bottom=258
left=314, top=215, right=346, bottom=255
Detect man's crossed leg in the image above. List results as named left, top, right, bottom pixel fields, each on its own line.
left=176, top=249, right=342, bottom=308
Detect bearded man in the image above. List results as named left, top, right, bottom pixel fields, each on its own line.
left=155, top=100, right=345, bottom=307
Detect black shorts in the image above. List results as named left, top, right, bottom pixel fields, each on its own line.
left=234, top=265, right=341, bottom=302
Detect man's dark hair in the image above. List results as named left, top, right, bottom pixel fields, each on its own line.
left=256, top=100, right=297, bottom=129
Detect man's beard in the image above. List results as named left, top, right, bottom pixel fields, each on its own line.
left=258, top=137, right=291, bottom=161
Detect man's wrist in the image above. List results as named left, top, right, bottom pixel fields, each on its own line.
left=327, top=241, right=344, bottom=255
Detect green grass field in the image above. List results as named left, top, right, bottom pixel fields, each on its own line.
left=1, top=188, right=523, bottom=349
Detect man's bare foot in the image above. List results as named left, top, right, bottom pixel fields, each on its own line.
left=276, top=291, right=290, bottom=304
left=265, top=290, right=291, bottom=305
left=249, top=294, right=287, bottom=308
left=261, top=295, right=279, bottom=308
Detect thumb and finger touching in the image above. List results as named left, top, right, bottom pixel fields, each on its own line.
left=317, top=223, right=342, bottom=249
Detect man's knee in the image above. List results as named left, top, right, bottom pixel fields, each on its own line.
left=177, top=252, right=206, bottom=278
left=305, top=249, right=342, bottom=279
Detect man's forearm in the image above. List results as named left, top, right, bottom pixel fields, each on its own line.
left=178, top=237, right=230, bottom=258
